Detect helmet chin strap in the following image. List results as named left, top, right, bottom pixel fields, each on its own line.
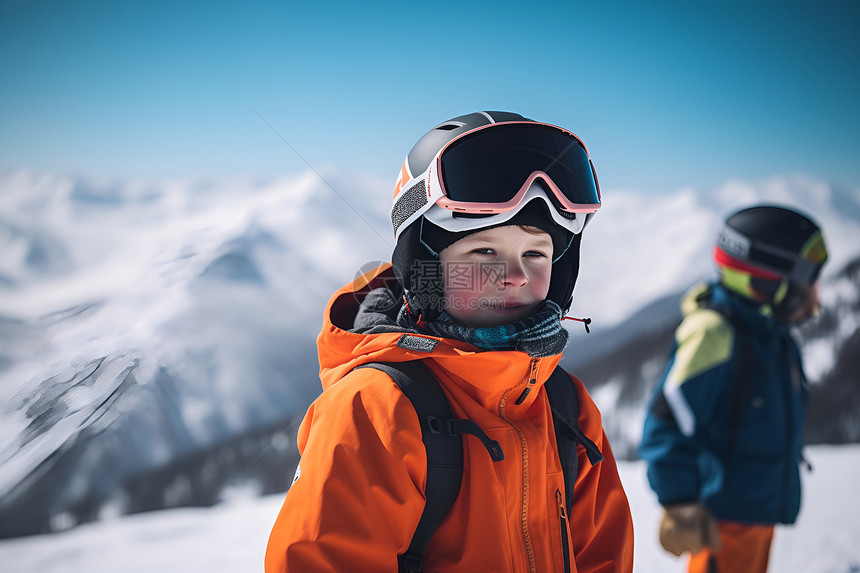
left=418, top=218, right=440, bottom=258
left=553, top=234, right=575, bottom=264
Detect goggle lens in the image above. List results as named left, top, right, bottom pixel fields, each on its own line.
left=439, top=123, right=600, bottom=208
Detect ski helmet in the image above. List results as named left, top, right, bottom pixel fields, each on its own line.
left=390, top=111, right=601, bottom=320
left=714, top=205, right=828, bottom=309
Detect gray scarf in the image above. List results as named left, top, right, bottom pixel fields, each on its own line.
left=354, top=288, right=570, bottom=358
left=399, top=298, right=569, bottom=358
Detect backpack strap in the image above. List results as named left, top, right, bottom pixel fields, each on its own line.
left=545, top=366, right=603, bottom=512
left=358, top=362, right=595, bottom=568
left=355, top=360, right=502, bottom=573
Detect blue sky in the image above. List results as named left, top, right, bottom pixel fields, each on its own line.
left=1, top=0, right=858, bottom=195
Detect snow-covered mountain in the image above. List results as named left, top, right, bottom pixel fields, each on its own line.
left=0, top=169, right=858, bottom=538
left=0, top=170, right=392, bottom=537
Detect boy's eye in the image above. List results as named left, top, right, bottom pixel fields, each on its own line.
left=524, top=250, right=548, bottom=258
left=470, top=248, right=496, bottom=255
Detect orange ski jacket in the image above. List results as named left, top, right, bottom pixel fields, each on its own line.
left=265, top=264, right=634, bottom=573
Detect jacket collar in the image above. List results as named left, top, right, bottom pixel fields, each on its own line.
left=686, top=282, right=790, bottom=339
left=318, top=263, right=563, bottom=413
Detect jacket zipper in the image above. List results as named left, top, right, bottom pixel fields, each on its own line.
left=556, top=489, right=571, bottom=573
left=515, top=358, right=540, bottom=405
left=499, top=358, right=540, bottom=573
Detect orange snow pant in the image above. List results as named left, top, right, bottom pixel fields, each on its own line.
left=688, top=521, right=774, bottom=573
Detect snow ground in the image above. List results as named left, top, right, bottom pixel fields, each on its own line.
left=0, top=444, right=857, bottom=573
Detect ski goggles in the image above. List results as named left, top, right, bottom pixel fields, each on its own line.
left=716, top=226, right=828, bottom=285
left=392, top=122, right=601, bottom=240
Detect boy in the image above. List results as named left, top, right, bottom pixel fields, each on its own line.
left=265, top=112, right=634, bottom=572
left=640, top=205, right=828, bottom=573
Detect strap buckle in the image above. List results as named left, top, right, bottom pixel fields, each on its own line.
left=399, top=553, right=424, bottom=573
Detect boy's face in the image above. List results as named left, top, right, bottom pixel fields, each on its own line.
left=438, top=225, right=553, bottom=328
left=778, top=281, right=821, bottom=324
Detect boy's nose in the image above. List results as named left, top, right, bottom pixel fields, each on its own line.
left=501, top=261, right=529, bottom=287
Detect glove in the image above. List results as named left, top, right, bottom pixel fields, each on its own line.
left=659, top=502, right=721, bottom=557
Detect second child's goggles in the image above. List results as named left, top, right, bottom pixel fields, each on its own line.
left=392, top=121, right=601, bottom=241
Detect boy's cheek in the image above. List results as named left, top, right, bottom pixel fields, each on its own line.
left=445, top=289, right=480, bottom=311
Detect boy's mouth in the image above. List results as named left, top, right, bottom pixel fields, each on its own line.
left=495, top=301, right=529, bottom=311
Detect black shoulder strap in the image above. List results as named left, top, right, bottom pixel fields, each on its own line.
left=545, top=366, right=603, bottom=512
left=358, top=362, right=599, bottom=568
left=355, top=361, right=502, bottom=573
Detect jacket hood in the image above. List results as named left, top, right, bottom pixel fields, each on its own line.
left=317, top=263, right=563, bottom=412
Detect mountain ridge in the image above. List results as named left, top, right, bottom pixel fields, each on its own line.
left=0, top=169, right=857, bottom=538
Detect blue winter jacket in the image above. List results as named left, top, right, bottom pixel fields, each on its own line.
left=639, top=282, right=807, bottom=525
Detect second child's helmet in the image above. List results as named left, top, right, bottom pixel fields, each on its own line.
left=390, top=111, right=602, bottom=320
left=714, top=205, right=828, bottom=318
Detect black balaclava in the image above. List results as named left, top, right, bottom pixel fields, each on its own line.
left=391, top=199, right=581, bottom=322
